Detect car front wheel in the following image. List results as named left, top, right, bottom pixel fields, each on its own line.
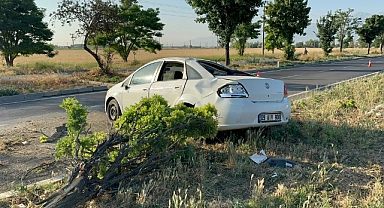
left=107, top=99, right=121, bottom=122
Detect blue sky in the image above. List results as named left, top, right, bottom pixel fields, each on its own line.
left=35, top=0, right=384, bottom=46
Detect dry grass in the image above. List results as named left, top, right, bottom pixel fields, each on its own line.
left=1, top=47, right=383, bottom=207
left=0, top=74, right=99, bottom=94
left=4, top=74, right=383, bottom=207
left=1, top=47, right=378, bottom=73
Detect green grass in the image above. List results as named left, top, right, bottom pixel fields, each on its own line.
left=0, top=88, right=20, bottom=96
left=5, top=73, right=382, bottom=207
left=1, top=49, right=383, bottom=207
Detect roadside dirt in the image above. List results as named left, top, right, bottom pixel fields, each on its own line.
left=0, top=110, right=111, bottom=194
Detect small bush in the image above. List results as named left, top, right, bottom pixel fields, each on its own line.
left=0, top=88, right=20, bottom=96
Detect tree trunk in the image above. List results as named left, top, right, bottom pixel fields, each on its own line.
left=339, top=39, right=343, bottom=52
left=380, top=39, right=383, bottom=54
left=225, top=42, right=230, bottom=66
left=368, top=43, right=371, bottom=54
left=5, top=56, right=15, bottom=67
left=37, top=164, right=101, bottom=208
left=83, top=34, right=110, bottom=75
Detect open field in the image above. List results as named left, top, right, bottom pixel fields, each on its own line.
left=1, top=47, right=380, bottom=74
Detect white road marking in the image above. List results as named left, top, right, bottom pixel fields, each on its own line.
left=288, top=71, right=381, bottom=99
left=281, top=75, right=299, bottom=79
left=88, top=105, right=103, bottom=109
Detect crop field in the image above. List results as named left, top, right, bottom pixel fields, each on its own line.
left=5, top=47, right=378, bottom=72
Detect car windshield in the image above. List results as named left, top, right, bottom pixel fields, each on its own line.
left=197, top=60, right=251, bottom=76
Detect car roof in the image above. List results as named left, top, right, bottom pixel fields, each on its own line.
left=150, top=57, right=211, bottom=63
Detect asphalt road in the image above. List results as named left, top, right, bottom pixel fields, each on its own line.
left=258, top=56, right=384, bottom=99
left=0, top=91, right=106, bottom=130
left=0, top=56, right=383, bottom=127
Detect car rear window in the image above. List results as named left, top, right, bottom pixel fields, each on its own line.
left=197, top=60, right=251, bottom=76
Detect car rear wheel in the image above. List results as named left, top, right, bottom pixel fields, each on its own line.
left=107, top=99, right=121, bottom=122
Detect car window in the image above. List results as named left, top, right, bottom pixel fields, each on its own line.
left=186, top=64, right=202, bottom=79
left=197, top=60, right=251, bottom=76
left=157, top=62, right=185, bottom=81
left=131, top=62, right=160, bottom=85
left=197, top=60, right=230, bottom=76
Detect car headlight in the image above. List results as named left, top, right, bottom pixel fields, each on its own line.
left=217, top=84, right=249, bottom=98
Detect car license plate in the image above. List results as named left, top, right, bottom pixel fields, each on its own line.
left=258, top=113, right=281, bottom=122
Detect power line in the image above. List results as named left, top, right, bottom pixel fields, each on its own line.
left=161, top=8, right=195, bottom=16
left=160, top=13, right=196, bottom=19
left=138, top=0, right=192, bottom=10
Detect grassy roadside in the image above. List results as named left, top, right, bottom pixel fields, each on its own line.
left=2, top=73, right=383, bottom=207
left=1, top=61, right=383, bottom=206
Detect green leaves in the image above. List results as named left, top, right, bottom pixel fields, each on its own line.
left=110, top=2, right=164, bottom=62
left=0, top=0, right=56, bottom=66
left=186, top=0, right=263, bottom=65
left=316, top=12, right=338, bottom=56
left=333, top=8, right=361, bottom=52
left=233, top=21, right=261, bottom=56
left=56, top=95, right=218, bottom=179
left=59, top=98, right=89, bottom=139
left=114, top=95, right=218, bottom=142
left=357, top=15, right=384, bottom=54
left=264, top=0, right=311, bottom=60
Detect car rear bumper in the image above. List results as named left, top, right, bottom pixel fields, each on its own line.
left=198, top=96, right=291, bottom=131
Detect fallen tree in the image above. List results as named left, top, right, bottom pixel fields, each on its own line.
left=37, top=95, right=218, bottom=207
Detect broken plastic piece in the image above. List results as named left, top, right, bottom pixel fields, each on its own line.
left=266, top=158, right=296, bottom=168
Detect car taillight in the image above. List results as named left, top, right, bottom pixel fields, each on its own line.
left=284, top=84, right=288, bottom=97
left=217, top=84, right=249, bottom=98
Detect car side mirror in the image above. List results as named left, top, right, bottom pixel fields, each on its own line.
left=124, top=85, right=130, bottom=90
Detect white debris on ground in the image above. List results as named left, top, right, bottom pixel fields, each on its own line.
left=365, top=104, right=384, bottom=117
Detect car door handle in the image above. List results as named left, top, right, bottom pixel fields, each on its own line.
left=142, top=88, right=148, bottom=91
left=175, top=85, right=182, bottom=89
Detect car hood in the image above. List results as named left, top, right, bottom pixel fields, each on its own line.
left=216, top=76, right=285, bottom=102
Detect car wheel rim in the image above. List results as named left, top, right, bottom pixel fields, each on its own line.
left=109, top=105, right=117, bottom=121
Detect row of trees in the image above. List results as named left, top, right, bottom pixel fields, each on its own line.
left=316, top=9, right=384, bottom=56
left=0, top=0, right=164, bottom=74
left=187, top=0, right=312, bottom=63
left=1, top=0, right=383, bottom=74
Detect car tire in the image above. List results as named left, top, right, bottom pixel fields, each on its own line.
left=107, top=99, right=121, bottom=122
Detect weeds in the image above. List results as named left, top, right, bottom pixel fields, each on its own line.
left=0, top=88, right=20, bottom=96
left=1, top=50, right=383, bottom=207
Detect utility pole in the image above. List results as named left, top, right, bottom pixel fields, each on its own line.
left=262, top=1, right=266, bottom=56
left=70, top=33, right=76, bottom=48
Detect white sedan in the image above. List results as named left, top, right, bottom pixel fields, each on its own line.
left=105, top=57, right=291, bottom=131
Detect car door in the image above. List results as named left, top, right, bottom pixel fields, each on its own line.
left=121, top=61, right=161, bottom=109
left=149, top=61, right=187, bottom=106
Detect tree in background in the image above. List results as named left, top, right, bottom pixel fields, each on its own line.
left=316, top=12, right=338, bottom=56
left=51, top=0, right=119, bottom=75
left=232, top=21, right=261, bottom=56
left=372, top=15, right=384, bottom=54
left=264, top=28, right=282, bottom=54
left=186, top=0, right=263, bottom=65
left=110, top=0, right=164, bottom=62
left=264, top=0, right=311, bottom=60
left=357, top=15, right=383, bottom=54
left=333, top=8, right=361, bottom=52
left=0, top=0, right=56, bottom=67
left=304, top=39, right=320, bottom=48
